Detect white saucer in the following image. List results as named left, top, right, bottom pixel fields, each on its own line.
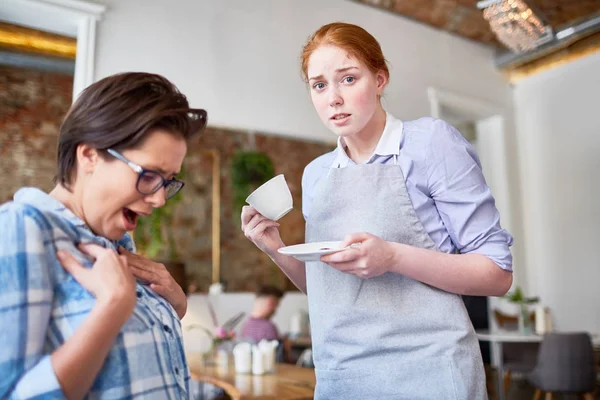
left=278, top=241, right=347, bottom=262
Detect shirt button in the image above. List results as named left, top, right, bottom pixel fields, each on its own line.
left=175, top=367, right=179, bottom=375
left=163, top=325, right=171, bottom=333
left=136, top=290, right=142, bottom=298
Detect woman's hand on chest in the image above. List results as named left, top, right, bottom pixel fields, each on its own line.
left=117, top=247, right=187, bottom=319
left=57, top=243, right=136, bottom=324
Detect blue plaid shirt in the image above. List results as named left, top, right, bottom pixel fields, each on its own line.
left=0, top=188, right=191, bottom=399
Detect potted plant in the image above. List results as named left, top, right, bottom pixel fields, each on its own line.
left=503, top=286, right=539, bottom=334
left=185, top=298, right=245, bottom=366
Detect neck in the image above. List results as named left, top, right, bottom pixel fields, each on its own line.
left=343, top=106, right=387, bottom=164
left=50, top=184, right=86, bottom=223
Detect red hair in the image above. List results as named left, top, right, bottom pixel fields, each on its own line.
left=301, top=22, right=390, bottom=83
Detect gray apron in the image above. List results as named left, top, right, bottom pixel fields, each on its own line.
left=305, top=158, right=487, bottom=399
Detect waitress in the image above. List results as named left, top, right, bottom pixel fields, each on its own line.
left=242, top=22, right=513, bottom=399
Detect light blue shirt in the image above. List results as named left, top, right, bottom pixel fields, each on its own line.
left=302, top=114, right=513, bottom=271
left=0, top=188, right=190, bottom=399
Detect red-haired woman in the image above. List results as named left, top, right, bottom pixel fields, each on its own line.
left=242, top=22, right=513, bottom=398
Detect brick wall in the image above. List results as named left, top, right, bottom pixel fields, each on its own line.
left=0, top=66, right=73, bottom=203
left=0, top=66, right=333, bottom=292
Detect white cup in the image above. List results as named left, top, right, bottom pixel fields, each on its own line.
left=245, top=174, right=293, bottom=221
left=233, top=345, right=252, bottom=374
left=251, top=345, right=265, bottom=375
left=234, top=354, right=251, bottom=374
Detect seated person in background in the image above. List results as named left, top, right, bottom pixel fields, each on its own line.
left=241, top=285, right=284, bottom=343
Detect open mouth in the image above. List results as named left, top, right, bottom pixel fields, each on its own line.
left=331, top=113, right=351, bottom=120
left=123, top=208, right=139, bottom=229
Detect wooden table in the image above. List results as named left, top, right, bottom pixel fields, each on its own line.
left=187, top=352, right=316, bottom=400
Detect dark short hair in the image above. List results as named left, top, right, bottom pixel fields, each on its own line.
left=56, top=72, right=207, bottom=188
left=256, top=285, right=284, bottom=299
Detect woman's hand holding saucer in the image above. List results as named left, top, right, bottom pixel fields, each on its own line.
left=320, top=232, right=397, bottom=279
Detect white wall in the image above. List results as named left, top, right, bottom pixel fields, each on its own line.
left=92, top=0, right=513, bottom=143
left=515, top=51, right=600, bottom=334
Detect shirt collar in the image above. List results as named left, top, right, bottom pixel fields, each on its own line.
left=13, top=187, right=134, bottom=251
left=329, top=113, right=403, bottom=168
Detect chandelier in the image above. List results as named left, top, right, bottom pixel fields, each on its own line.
left=477, top=0, right=552, bottom=53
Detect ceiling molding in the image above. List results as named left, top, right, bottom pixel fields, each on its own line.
left=0, top=21, right=76, bottom=59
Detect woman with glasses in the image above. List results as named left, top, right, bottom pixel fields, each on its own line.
left=0, top=72, right=206, bottom=399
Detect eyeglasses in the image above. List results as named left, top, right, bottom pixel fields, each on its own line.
left=106, top=149, right=184, bottom=200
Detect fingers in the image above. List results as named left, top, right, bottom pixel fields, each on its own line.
left=117, top=246, right=133, bottom=256
left=57, top=250, right=91, bottom=286
left=321, top=247, right=361, bottom=264
left=118, top=246, right=144, bottom=266
left=129, top=264, right=156, bottom=282
left=245, top=218, right=280, bottom=240
left=324, top=259, right=371, bottom=279
left=340, top=232, right=370, bottom=248
left=119, top=250, right=147, bottom=269
left=244, top=211, right=277, bottom=233
left=149, top=283, right=167, bottom=296
left=241, top=205, right=259, bottom=229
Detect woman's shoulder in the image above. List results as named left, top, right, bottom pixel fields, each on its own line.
left=0, top=196, right=84, bottom=246
left=304, top=148, right=337, bottom=176
left=401, top=117, right=471, bottom=158
left=0, top=200, right=51, bottom=230
left=0, top=202, right=57, bottom=267
left=403, top=117, right=459, bottom=140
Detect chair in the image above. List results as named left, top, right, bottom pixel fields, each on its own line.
left=528, top=332, right=596, bottom=400
left=493, top=309, right=540, bottom=394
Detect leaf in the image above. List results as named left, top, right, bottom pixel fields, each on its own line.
left=205, top=297, right=219, bottom=328
left=222, top=312, right=245, bottom=331
left=503, top=286, right=539, bottom=305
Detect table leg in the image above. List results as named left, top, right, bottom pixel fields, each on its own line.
left=491, top=341, right=504, bottom=400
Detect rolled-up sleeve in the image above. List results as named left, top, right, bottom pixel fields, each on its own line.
left=426, top=120, right=514, bottom=271
left=0, top=205, right=65, bottom=399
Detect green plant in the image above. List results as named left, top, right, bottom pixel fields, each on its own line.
left=134, top=166, right=185, bottom=260
left=503, top=286, right=539, bottom=305
left=230, top=151, right=275, bottom=216
left=504, top=286, right=539, bottom=333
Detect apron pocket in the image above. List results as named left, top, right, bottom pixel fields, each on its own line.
left=315, top=358, right=459, bottom=400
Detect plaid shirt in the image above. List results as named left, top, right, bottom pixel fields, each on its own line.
left=0, top=188, right=191, bottom=399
